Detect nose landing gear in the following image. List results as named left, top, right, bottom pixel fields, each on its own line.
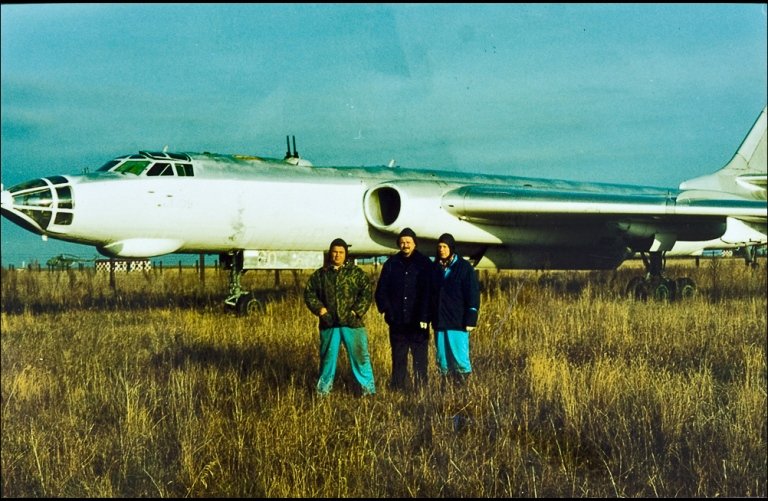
left=222, top=250, right=263, bottom=316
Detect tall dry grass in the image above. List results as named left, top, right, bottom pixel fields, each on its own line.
left=1, top=257, right=765, bottom=497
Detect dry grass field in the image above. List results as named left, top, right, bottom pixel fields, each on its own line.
left=1, top=257, right=766, bottom=497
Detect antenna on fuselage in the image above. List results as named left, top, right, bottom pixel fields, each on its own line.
left=284, top=135, right=300, bottom=160
left=283, top=135, right=312, bottom=166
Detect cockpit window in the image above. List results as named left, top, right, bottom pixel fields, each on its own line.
left=176, top=163, right=194, bottom=176
left=54, top=212, right=73, bottom=225
left=97, top=159, right=121, bottom=172
left=146, top=162, right=174, bottom=176
left=8, top=178, right=48, bottom=191
left=16, top=189, right=53, bottom=208
left=56, top=186, right=73, bottom=209
left=48, top=176, right=69, bottom=185
left=94, top=152, right=194, bottom=176
left=115, top=160, right=151, bottom=175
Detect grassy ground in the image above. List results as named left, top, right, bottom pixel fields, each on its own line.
left=1, top=257, right=765, bottom=497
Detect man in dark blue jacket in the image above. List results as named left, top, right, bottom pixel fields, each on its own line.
left=375, top=228, right=433, bottom=391
left=429, top=233, right=480, bottom=386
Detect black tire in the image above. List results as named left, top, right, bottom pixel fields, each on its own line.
left=675, top=277, right=696, bottom=300
left=236, top=293, right=262, bottom=316
left=652, top=280, right=672, bottom=301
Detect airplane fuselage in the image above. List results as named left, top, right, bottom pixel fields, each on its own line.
left=0, top=152, right=676, bottom=261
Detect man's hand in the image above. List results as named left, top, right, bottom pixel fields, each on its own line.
left=319, top=307, right=328, bottom=317
left=466, top=326, right=475, bottom=333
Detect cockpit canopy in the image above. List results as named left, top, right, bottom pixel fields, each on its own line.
left=97, top=151, right=194, bottom=177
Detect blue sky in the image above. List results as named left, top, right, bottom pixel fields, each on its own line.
left=1, top=3, right=766, bottom=267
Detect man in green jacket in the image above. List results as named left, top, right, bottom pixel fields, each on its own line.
left=304, top=238, right=376, bottom=396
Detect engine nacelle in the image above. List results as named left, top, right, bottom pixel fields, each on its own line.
left=363, top=181, right=499, bottom=242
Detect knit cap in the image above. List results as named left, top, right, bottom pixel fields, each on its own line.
left=437, top=233, right=456, bottom=255
left=397, top=227, right=417, bottom=244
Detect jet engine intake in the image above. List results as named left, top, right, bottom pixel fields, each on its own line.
left=364, top=185, right=401, bottom=227
left=363, top=181, right=490, bottom=240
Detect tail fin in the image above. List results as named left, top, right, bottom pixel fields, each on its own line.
left=679, top=107, right=767, bottom=201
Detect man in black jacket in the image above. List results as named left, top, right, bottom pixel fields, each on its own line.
left=430, top=233, right=480, bottom=386
left=375, top=228, right=433, bottom=391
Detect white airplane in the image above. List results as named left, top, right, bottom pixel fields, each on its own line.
left=2, top=108, right=766, bottom=311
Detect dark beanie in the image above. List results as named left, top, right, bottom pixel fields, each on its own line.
left=397, top=227, right=417, bottom=244
left=329, top=237, right=349, bottom=254
left=438, top=233, right=456, bottom=254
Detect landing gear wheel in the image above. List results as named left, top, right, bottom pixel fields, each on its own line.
left=652, top=279, right=673, bottom=301
left=674, top=277, right=696, bottom=300
left=236, top=293, right=262, bottom=316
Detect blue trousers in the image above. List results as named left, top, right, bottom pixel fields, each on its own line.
left=434, top=329, right=472, bottom=376
left=317, top=326, right=376, bottom=395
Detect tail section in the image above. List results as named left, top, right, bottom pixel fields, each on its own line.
left=679, top=107, right=767, bottom=201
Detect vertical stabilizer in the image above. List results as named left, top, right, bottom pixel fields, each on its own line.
left=679, top=107, right=767, bottom=201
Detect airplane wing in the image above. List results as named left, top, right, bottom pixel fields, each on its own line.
left=440, top=107, right=767, bottom=242
left=435, top=183, right=766, bottom=259
left=441, top=185, right=764, bottom=221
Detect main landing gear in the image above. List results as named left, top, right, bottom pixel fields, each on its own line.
left=743, top=244, right=762, bottom=269
left=221, top=251, right=262, bottom=316
left=625, top=251, right=696, bottom=301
